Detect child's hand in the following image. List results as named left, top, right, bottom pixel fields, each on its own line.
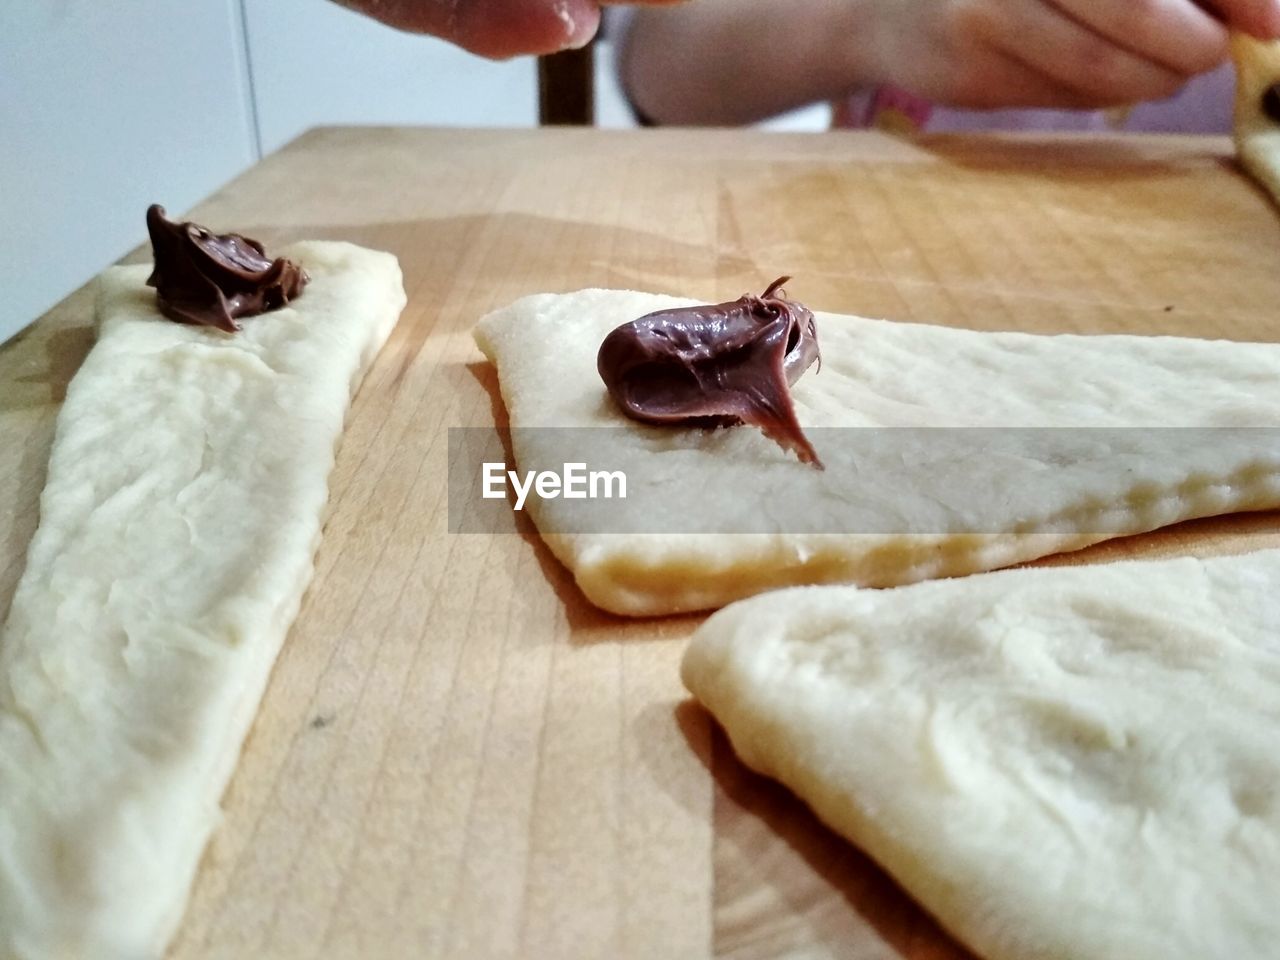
left=866, top=0, right=1279, bottom=109
left=619, top=0, right=1280, bottom=125
left=330, top=0, right=602, bottom=59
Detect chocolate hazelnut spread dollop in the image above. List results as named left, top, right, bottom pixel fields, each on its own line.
left=145, top=204, right=308, bottom=332
left=597, top=277, right=823, bottom=467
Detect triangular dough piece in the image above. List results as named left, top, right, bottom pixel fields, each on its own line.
left=474, top=289, right=1280, bottom=616
left=0, top=242, right=404, bottom=960
left=682, top=549, right=1280, bottom=960
left=1232, top=33, right=1280, bottom=202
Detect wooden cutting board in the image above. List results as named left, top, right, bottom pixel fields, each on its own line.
left=2, top=127, right=1279, bottom=960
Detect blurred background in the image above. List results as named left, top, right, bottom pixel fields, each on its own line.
left=1, top=1, right=828, bottom=343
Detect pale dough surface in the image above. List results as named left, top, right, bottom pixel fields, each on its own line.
left=682, top=549, right=1280, bottom=960
left=474, top=289, right=1280, bottom=616
left=0, top=242, right=405, bottom=960
left=1232, top=34, right=1280, bottom=203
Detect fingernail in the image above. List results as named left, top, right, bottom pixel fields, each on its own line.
left=554, top=1, right=599, bottom=50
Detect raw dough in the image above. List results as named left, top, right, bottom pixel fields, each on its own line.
left=0, top=241, right=405, bottom=960
left=682, top=549, right=1280, bottom=960
left=1232, top=33, right=1280, bottom=203
left=473, top=288, right=1280, bottom=616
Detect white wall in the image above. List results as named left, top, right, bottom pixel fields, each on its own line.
left=1, top=0, right=259, bottom=341
left=244, top=0, right=538, bottom=155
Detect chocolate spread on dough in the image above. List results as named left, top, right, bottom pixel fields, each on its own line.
left=1263, top=84, right=1280, bottom=124
left=145, top=204, right=308, bottom=332
left=597, top=277, right=823, bottom=467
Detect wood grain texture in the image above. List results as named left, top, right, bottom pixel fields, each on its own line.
left=2, top=127, right=1279, bottom=960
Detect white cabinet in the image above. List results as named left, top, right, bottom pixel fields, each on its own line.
left=1, top=0, right=258, bottom=341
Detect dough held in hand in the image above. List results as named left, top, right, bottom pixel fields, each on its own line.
left=682, top=548, right=1280, bottom=960
left=473, top=287, right=1280, bottom=616
left=1232, top=33, right=1280, bottom=204
left=0, top=241, right=405, bottom=960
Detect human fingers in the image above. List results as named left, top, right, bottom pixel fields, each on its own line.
left=956, top=0, right=1188, bottom=104
left=329, top=0, right=600, bottom=58
left=1048, top=0, right=1228, bottom=74
left=940, top=43, right=1116, bottom=108
left=1199, top=0, right=1280, bottom=39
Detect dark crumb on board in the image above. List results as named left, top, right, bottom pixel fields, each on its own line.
left=1163, top=306, right=1174, bottom=312
left=310, top=713, right=336, bottom=730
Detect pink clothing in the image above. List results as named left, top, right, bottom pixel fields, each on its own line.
left=835, top=64, right=1235, bottom=134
